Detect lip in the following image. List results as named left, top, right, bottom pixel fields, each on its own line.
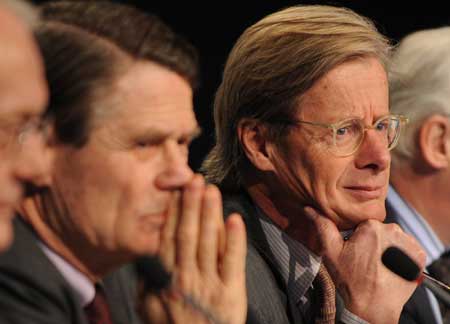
left=344, top=186, right=384, bottom=200
left=138, top=210, right=169, bottom=227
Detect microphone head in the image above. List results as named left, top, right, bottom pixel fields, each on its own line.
left=382, top=246, right=421, bottom=281
left=135, top=256, right=172, bottom=293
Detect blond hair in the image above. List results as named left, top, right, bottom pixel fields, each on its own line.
left=201, top=5, right=391, bottom=192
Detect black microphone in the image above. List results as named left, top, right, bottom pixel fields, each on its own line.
left=135, top=256, right=226, bottom=324
left=382, top=246, right=450, bottom=308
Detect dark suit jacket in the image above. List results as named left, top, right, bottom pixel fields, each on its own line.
left=223, top=192, right=345, bottom=324
left=0, top=218, right=140, bottom=324
left=385, top=200, right=438, bottom=324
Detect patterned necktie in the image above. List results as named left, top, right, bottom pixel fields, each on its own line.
left=314, top=263, right=336, bottom=324
left=84, top=284, right=113, bottom=324
left=427, top=251, right=450, bottom=324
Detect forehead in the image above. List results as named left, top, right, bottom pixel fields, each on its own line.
left=99, top=61, right=197, bottom=136
left=298, top=57, right=389, bottom=123
left=0, top=9, right=48, bottom=118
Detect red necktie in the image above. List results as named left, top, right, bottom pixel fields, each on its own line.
left=84, top=285, right=113, bottom=324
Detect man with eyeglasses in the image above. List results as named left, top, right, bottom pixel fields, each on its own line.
left=0, top=0, right=50, bottom=252
left=202, top=5, right=426, bottom=324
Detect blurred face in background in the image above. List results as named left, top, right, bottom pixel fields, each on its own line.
left=0, top=7, right=50, bottom=251
left=47, top=62, right=198, bottom=267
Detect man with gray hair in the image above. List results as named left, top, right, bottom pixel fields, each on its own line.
left=0, top=0, right=51, bottom=252
left=387, top=27, right=450, bottom=324
left=202, top=5, right=426, bottom=324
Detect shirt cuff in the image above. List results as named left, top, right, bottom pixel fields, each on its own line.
left=340, top=308, right=369, bottom=324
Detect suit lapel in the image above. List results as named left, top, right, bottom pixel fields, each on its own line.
left=103, top=266, right=140, bottom=324
left=223, top=191, right=287, bottom=289
left=223, top=191, right=304, bottom=323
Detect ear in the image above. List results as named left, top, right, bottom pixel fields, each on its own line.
left=237, top=119, right=275, bottom=172
left=419, top=114, right=450, bottom=170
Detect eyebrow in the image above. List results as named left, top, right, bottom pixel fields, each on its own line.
left=190, top=126, right=203, bottom=140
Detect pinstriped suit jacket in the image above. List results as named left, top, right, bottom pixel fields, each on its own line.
left=223, top=192, right=345, bottom=324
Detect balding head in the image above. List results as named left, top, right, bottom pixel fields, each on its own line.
left=0, top=0, right=39, bottom=26
left=0, top=4, right=47, bottom=110
left=0, top=1, right=50, bottom=251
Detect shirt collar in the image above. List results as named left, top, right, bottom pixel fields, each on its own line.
left=38, top=240, right=95, bottom=307
left=387, top=185, right=445, bottom=265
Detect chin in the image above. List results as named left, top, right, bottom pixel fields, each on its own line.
left=125, top=234, right=161, bottom=257
left=337, top=204, right=386, bottom=229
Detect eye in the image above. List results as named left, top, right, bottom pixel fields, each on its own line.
left=336, top=123, right=357, bottom=137
left=177, top=135, right=195, bottom=148
left=375, top=120, right=390, bottom=132
left=334, top=121, right=360, bottom=145
left=136, top=142, right=148, bottom=148
left=135, top=139, right=160, bottom=148
left=336, top=127, right=349, bottom=136
left=177, top=138, right=187, bottom=146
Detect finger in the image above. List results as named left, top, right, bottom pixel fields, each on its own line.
left=176, top=174, right=204, bottom=271
left=302, top=206, right=343, bottom=263
left=141, top=294, right=171, bottom=324
left=217, top=199, right=226, bottom=261
left=402, top=235, right=426, bottom=270
left=382, top=222, right=427, bottom=270
left=218, top=218, right=226, bottom=260
left=160, top=190, right=181, bottom=270
left=198, top=184, right=223, bottom=275
left=221, top=213, right=247, bottom=284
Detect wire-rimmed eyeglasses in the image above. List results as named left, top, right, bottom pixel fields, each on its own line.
left=289, top=114, right=409, bottom=157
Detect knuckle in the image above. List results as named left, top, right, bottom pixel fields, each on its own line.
left=176, top=229, right=194, bottom=249
left=176, top=271, right=192, bottom=291
left=205, top=184, right=221, bottom=200
left=176, top=229, right=190, bottom=243
left=359, top=219, right=381, bottom=234
left=386, top=222, right=402, bottom=234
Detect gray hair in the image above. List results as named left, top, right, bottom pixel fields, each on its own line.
left=389, top=27, right=450, bottom=165
left=0, top=0, right=39, bottom=27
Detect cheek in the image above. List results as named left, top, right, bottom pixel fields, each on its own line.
left=308, top=156, right=352, bottom=209
left=325, top=162, right=351, bottom=195
left=115, top=221, right=162, bottom=256
left=109, top=161, right=165, bottom=255
left=0, top=217, right=13, bottom=252
left=51, top=152, right=124, bottom=242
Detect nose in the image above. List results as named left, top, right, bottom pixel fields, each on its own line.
left=354, top=129, right=390, bottom=172
left=13, top=128, right=52, bottom=188
left=155, top=140, right=194, bottom=190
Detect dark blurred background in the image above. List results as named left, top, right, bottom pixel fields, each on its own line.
left=32, top=0, right=450, bottom=170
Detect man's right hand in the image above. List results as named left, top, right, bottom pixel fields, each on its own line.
left=138, top=175, right=247, bottom=324
left=302, top=207, right=426, bottom=324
